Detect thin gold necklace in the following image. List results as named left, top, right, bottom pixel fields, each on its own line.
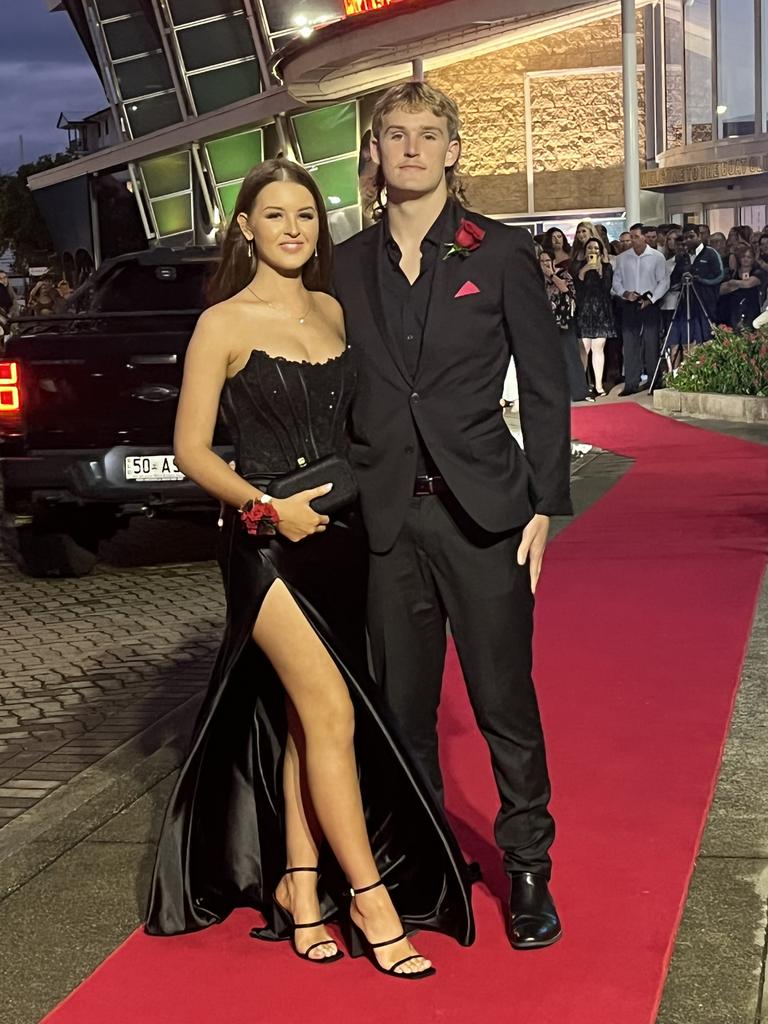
left=247, top=285, right=313, bottom=325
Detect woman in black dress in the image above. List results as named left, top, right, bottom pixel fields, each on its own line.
left=539, top=249, right=587, bottom=401
left=573, top=236, right=614, bottom=397
left=145, top=159, right=474, bottom=978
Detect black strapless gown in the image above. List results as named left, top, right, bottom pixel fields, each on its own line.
left=145, top=347, right=475, bottom=948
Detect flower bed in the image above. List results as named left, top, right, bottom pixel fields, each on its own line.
left=665, top=326, right=768, bottom=397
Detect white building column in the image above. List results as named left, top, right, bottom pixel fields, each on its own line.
left=622, top=0, right=641, bottom=225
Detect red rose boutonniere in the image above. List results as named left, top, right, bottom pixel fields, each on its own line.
left=443, top=218, right=486, bottom=261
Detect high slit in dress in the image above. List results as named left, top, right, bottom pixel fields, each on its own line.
left=145, top=346, right=475, bottom=949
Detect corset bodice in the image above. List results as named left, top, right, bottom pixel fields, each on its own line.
left=220, top=347, right=356, bottom=478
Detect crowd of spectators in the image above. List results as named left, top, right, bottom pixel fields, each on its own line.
left=532, top=218, right=768, bottom=401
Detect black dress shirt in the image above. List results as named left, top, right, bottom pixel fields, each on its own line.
left=379, top=201, right=454, bottom=475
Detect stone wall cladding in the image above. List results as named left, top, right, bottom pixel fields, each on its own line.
left=427, top=13, right=646, bottom=215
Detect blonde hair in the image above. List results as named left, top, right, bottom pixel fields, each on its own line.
left=370, top=81, right=465, bottom=218
left=572, top=219, right=600, bottom=260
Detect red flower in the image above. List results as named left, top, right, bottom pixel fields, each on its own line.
left=454, top=219, right=486, bottom=251
left=240, top=500, right=280, bottom=536
left=443, top=219, right=486, bottom=261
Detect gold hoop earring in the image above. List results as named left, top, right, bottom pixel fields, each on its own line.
left=247, top=239, right=254, bottom=260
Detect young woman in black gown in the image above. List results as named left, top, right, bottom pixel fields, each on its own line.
left=144, top=159, right=474, bottom=978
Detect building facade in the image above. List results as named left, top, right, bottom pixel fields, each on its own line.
left=30, top=0, right=768, bottom=276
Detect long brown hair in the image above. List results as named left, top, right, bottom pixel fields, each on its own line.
left=369, top=81, right=466, bottom=219
left=207, top=158, right=332, bottom=305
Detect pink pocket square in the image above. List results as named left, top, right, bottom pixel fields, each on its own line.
left=454, top=280, right=480, bottom=298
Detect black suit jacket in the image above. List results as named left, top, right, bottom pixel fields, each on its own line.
left=333, top=202, right=572, bottom=553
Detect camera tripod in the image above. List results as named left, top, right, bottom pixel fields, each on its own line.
left=648, top=274, right=715, bottom=394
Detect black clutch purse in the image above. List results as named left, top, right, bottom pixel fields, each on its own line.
left=269, top=452, right=358, bottom=515
left=265, top=361, right=358, bottom=516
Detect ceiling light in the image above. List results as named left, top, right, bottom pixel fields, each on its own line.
left=716, top=104, right=727, bottom=114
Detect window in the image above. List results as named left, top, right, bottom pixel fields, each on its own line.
left=167, top=0, right=241, bottom=22
left=739, top=205, right=767, bottom=232
left=168, top=7, right=261, bottom=116
left=290, top=103, right=360, bottom=215
left=716, top=0, right=755, bottom=138
left=292, top=102, right=357, bottom=162
left=102, top=15, right=158, bottom=61
left=188, top=62, right=261, bottom=115
left=114, top=52, right=173, bottom=100
left=125, top=93, right=183, bottom=137
left=139, top=151, right=194, bottom=241
left=664, top=0, right=684, bottom=148
left=95, top=262, right=214, bottom=312
left=204, top=127, right=265, bottom=219
left=95, top=3, right=181, bottom=138
left=684, top=0, right=713, bottom=143
left=705, top=206, right=736, bottom=235
left=177, top=16, right=255, bottom=71
left=95, top=0, right=143, bottom=17
left=306, top=156, right=359, bottom=210
left=261, top=0, right=345, bottom=36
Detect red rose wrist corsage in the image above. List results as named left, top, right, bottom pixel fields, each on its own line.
left=239, top=498, right=280, bottom=536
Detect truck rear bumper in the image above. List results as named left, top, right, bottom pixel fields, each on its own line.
left=0, top=445, right=234, bottom=505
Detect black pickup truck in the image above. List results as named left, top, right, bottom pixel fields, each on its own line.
left=0, top=247, right=232, bottom=577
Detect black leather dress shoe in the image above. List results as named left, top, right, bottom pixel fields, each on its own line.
left=619, top=387, right=637, bottom=397
left=467, top=861, right=483, bottom=885
left=507, top=872, right=562, bottom=950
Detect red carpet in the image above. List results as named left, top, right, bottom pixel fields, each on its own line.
left=43, top=405, right=768, bottom=1024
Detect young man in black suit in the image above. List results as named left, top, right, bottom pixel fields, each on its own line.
left=333, top=82, right=572, bottom=950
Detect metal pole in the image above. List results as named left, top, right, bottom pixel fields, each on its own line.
left=622, top=0, right=640, bottom=225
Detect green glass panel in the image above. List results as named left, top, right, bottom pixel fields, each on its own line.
left=152, top=194, right=193, bottom=236
left=103, top=14, right=158, bottom=60
left=126, top=92, right=182, bottom=137
left=206, top=130, right=263, bottom=184
left=115, top=52, right=172, bottom=100
left=96, top=0, right=143, bottom=18
left=217, top=181, right=243, bottom=219
left=177, top=14, right=254, bottom=72
left=168, top=0, right=242, bottom=25
left=292, top=102, right=356, bottom=163
left=188, top=60, right=261, bottom=114
left=307, top=156, right=359, bottom=211
left=140, top=152, right=190, bottom=199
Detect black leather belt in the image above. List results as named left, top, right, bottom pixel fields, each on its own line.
left=413, top=475, right=447, bottom=496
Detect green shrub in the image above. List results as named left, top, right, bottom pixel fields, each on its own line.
left=665, top=326, right=768, bottom=397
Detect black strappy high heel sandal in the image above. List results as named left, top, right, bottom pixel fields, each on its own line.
left=250, top=866, right=343, bottom=964
left=341, top=879, right=436, bottom=980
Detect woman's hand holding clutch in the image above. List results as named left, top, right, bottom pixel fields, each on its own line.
left=273, top=484, right=333, bottom=542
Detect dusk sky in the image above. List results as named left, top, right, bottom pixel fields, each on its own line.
left=0, top=1, right=105, bottom=174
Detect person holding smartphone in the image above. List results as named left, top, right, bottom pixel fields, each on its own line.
left=719, top=249, right=767, bottom=330
left=573, top=237, right=614, bottom=397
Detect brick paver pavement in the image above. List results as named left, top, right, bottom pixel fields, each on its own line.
left=0, top=518, right=224, bottom=825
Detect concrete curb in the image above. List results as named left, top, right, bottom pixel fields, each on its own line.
left=654, top=388, right=768, bottom=423
left=0, top=693, right=201, bottom=900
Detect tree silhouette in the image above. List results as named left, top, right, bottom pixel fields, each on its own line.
left=0, top=153, right=73, bottom=273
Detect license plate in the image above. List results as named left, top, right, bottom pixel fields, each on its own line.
left=124, top=454, right=185, bottom=482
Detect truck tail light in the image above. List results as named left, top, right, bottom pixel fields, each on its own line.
left=0, top=361, right=22, bottom=430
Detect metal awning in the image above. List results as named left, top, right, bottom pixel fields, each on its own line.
left=274, top=0, right=619, bottom=102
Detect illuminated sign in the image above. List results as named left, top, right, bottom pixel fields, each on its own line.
left=344, top=0, right=408, bottom=15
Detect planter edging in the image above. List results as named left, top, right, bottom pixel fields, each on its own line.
left=653, top=389, right=768, bottom=423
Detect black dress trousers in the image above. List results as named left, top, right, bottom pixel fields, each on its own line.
left=367, top=491, right=555, bottom=879
left=621, top=300, right=661, bottom=389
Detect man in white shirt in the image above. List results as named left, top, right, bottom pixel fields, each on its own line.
left=612, top=223, right=669, bottom=395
